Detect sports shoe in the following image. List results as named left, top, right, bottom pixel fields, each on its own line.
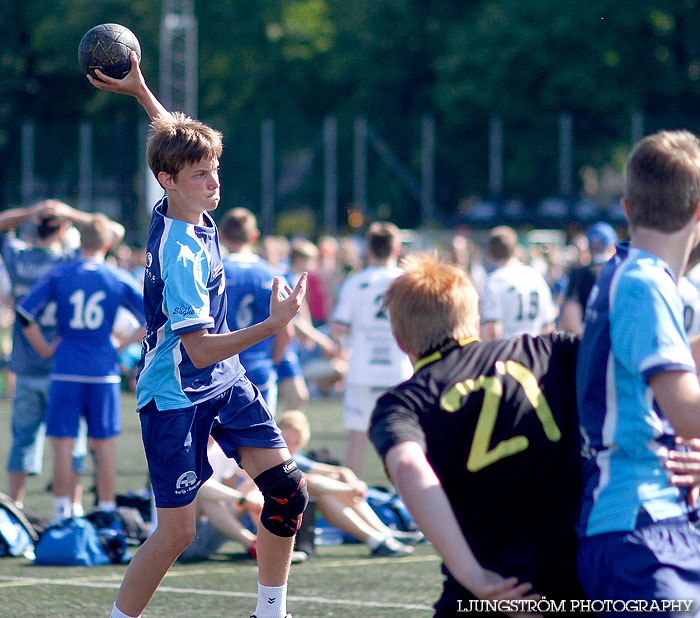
left=370, top=537, right=414, bottom=557
left=391, top=529, right=425, bottom=546
left=249, top=615, right=292, bottom=618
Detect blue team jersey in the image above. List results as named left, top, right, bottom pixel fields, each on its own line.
left=0, top=234, right=78, bottom=376
left=223, top=253, right=283, bottom=388
left=136, top=197, right=244, bottom=411
left=576, top=243, right=696, bottom=536
left=17, top=258, right=145, bottom=382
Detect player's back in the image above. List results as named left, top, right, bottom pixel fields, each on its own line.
left=0, top=235, right=77, bottom=375
left=333, top=265, right=412, bottom=386
left=223, top=253, right=280, bottom=383
left=373, top=333, right=581, bottom=596
left=22, top=259, right=144, bottom=379
left=481, top=262, right=557, bottom=338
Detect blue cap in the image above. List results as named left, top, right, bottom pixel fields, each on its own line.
left=587, top=222, right=617, bottom=251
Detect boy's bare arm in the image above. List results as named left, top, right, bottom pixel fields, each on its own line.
left=649, top=369, right=700, bottom=438
left=87, top=51, right=168, bottom=121
left=22, top=322, right=59, bottom=359
left=180, top=274, right=307, bottom=368
left=385, top=441, right=540, bottom=611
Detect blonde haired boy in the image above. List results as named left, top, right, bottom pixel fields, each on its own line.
left=369, top=253, right=583, bottom=616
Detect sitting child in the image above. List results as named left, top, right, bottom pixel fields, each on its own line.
left=277, top=410, right=422, bottom=557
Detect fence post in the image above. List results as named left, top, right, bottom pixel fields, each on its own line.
left=323, top=116, right=338, bottom=235
left=353, top=116, right=368, bottom=220
left=261, top=118, right=275, bottom=235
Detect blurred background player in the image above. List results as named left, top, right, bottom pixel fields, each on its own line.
left=558, top=221, right=617, bottom=334
left=330, top=222, right=412, bottom=475
left=370, top=253, right=583, bottom=617
left=17, top=215, right=145, bottom=521
left=275, top=239, right=317, bottom=412
left=0, top=199, right=124, bottom=514
left=480, top=225, right=558, bottom=340
left=220, top=207, right=292, bottom=417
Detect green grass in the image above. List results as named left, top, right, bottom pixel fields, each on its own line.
left=0, top=392, right=442, bottom=618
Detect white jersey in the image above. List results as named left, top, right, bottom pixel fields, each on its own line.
left=679, top=276, right=700, bottom=337
left=332, top=265, right=413, bottom=387
left=480, top=262, right=558, bottom=339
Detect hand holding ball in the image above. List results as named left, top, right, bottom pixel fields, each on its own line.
left=78, top=24, right=141, bottom=81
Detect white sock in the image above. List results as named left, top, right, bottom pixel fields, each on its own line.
left=255, top=582, right=287, bottom=618
left=72, top=502, right=84, bottom=517
left=365, top=531, right=385, bottom=550
left=98, top=500, right=116, bottom=512
left=53, top=496, right=71, bottom=521
left=110, top=602, right=140, bottom=618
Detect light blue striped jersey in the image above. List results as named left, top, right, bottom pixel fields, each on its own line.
left=136, top=197, right=244, bottom=410
left=17, top=258, right=145, bottom=383
left=576, top=242, right=696, bottom=536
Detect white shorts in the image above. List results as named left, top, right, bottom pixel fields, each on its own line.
left=342, top=384, right=391, bottom=432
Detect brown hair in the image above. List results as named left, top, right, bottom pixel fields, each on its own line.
left=487, top=225, right=518, bottom=261
left=625, top=130, right=700, bottom=232
left=146, top=112, right=223, bottom=181
left=219, top=207, right=258, bottom=245
left=384, top=253, right=480, bottom=358
left=366, top=221, right=400, bottom=260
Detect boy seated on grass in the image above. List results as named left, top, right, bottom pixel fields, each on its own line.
left=277, top=410, right=422, bottom=558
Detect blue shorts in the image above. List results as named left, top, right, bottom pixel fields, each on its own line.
left=46, top=380, right=121, bottom=440
left=140, top=375, right=286, bottom=508
left=578, top=519, right=700, bottom=617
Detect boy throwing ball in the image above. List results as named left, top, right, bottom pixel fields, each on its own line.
left=89, top=53, right=307, bottom=618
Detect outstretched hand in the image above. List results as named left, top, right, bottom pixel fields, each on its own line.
left=268, top=273, right=307, bottom=332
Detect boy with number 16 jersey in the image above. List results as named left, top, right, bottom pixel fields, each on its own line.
left=17, top=216, right=145, bottom=519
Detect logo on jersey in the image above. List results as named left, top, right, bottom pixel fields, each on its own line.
left=175, top=470, right=200, bottom=495
left=172, top=302, right=196, bottom=317
left=146, top=252, right=153, bottom=268
left=176, top=242, right=197, bottom=267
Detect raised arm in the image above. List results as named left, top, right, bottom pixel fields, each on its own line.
left=0, top=202, right=46, bottom=232
left=87, top=51, right=168, bottom=120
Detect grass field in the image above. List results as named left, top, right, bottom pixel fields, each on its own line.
left=0, top=392, right=443, bottom=618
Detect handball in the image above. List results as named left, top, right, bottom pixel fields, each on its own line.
left=78, top=23, right=141, bottom=81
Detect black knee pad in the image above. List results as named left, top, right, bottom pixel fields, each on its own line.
left=255, top=459, right=309, bottom=538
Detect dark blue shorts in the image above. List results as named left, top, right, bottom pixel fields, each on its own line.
left=578, top=520, right=700, bottom=617
left=46, top=380, right=121, bottom=440
left=140, top=375, right=287, bottom=508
